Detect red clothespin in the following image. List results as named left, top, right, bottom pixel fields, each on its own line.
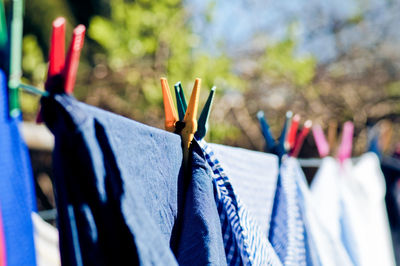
left=37, top=17, right=85, bottom=122
left=291, top=120, right=312, bottom=158
left=286, top=114, right=300, bottom=151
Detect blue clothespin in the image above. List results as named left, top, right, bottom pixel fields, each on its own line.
left=257, top=111, right=276, bottom=152
left=195, top=86, right=216, bottom=140
left=174, top=82, right=186, bottom=121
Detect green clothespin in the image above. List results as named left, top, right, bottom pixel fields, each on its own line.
left=195, top=86, right=215, bottom=140
left=174, top=82, right=186, bottom=121
left=8, top=0, right=24, bottom=117
left=0, top=0, right=8, bottom=55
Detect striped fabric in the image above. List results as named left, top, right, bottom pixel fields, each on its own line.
left=209, top=143, right=279, bottom=236
left=268, top=156, right=307, bottom=265
left=199, top=140, right=282, bottom=266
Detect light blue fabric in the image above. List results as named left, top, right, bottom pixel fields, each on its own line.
left=269, top=156, right=307, bottom=266
left=199, top=140, right=282, bottom=266
left=209, top=144, right=279, bottom=236
left=0, top=70, right=37, bottom=266
left=290, top=157, right=354, bottom=266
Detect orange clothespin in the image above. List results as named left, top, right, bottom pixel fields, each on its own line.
left=160, top=78, right=178, bottom=132
left=160, top=77, right=200, bottom=165
left=181, top=78, right=200, bottom=163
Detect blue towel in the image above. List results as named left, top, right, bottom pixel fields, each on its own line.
left=42, top=93, right=225, bottom=265
left=0, top=70, right=37, bottom=266
left=200, top=140, right=282, bottom=266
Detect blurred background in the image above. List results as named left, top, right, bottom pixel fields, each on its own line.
left=13, top=0, right=399, bottom=154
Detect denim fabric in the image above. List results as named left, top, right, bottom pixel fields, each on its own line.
left=174, top=140, right=226, bottom=265
left=42, top=94, right=180, bottom=265
left=43, top=94, right=226, bottom=266
left=209, top=144, right=279, bottom=236
left=0, top=70, right=37, bottom=266
left=200, top=140, right=282, bottom=266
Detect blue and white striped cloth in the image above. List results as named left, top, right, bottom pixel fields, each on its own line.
left=209, top=144, right=279, bottom=236
left=268, top=156, right=307, bottom=266
left=199, top=140, right=282, bottom=266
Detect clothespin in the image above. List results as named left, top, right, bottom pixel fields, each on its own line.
left=337, top=121, right=354, bottom=163
left=195, top=86, right=215, bottom=140
left=160, top=78, right=178, bottom=132
left=312, top=124, right=330, bottom=158
left=291, top=120, right=312, bottom=158
left=174, top=82, right=188, bottom=121
left=286, top=114, right=300, bottom=151
left=380, top=120, right=393, bottom=153
left=278, top=110, right=293, bottom=154
left=174, top=81, right=216, bottom=140
left=257, top=111, right=276, bottom=152
left=8, top=0, right=24, bottom=117
left=182, top=79, right=200, bottom=163
left=327, top=120, right=338, bottom=155
left=0, top=0, right=8, bottom=65
left=37, top=17, right=86, bottom=122
left=161, top=78, right=201, bottom=165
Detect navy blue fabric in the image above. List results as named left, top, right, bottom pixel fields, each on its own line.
left=174, top=140, right=226, bottom=265
left=42, top=94, right=226, bottom=265
left=0, top=70, right=37, bottom=265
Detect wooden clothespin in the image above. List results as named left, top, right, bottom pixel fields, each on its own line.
left=291, top=120, right=312, bottom=158
left=337, top=121, right=354, bottom=163
left=312, top=124, right=330, bottom=158
left=327, top=120, right=338, bottom=156
left=161, top=77, right=201, bottom=165
left=36, top=17, right=86, bottom=122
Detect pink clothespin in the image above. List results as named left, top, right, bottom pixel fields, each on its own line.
left=337, top=121, right=354, bottom=163
left=312, top=124, right=330, bottom=158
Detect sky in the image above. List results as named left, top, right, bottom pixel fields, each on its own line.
left=186, top=0, right=400, bottom=63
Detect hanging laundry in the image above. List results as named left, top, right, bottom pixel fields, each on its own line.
left=339, top=153, right=396, bottom=266
left=32, top=213, right=61, bottom=266
left=381, top=156, right=400, bottom=264
left=172, top=140, right=226, bottom=265
left=286, top=157, right=354, bottom=266
left=269, top=156, right=308, bottom=266
left=208, top=143, right=279, bottom=237
left=41, top=93, right=226, bottom=265
left=199, top=140, right=282, bottom=266
left=309, top=157, right=358, bottom=266
left=0, top=70, right=37, bottom=266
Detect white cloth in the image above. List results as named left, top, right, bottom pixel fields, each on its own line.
left=286, top=157, right=354, bottom=266
left=32, top=212, right=61, bottom=266
left=339, top=153, right=396, bottom=266
left=209, top=143, right=279, bottom=237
